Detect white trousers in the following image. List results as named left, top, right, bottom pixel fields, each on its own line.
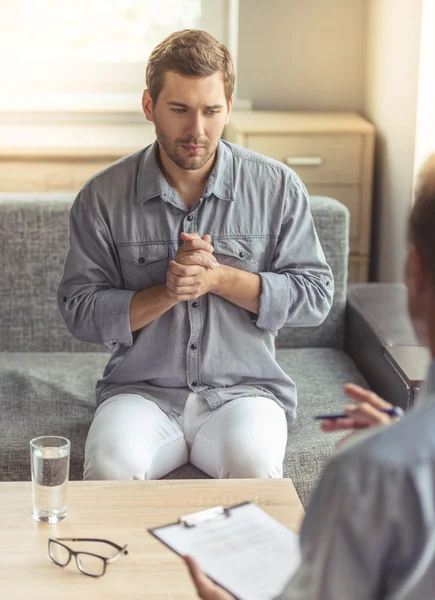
left=84, top=393, right=288, bottom=480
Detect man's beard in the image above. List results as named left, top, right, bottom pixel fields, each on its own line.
left=154, top=123, right=219, bottom=171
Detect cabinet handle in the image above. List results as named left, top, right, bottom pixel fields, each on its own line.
left=285, top=156, right=324, bottom=166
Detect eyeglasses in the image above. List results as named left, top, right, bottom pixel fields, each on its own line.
left=48, top=537, right=128, bottom=578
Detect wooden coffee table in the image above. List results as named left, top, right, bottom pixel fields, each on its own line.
left=0, top=479, right=304, bottom=599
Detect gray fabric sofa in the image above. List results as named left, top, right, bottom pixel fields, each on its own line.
left=0, top=193, right=415, bottom=507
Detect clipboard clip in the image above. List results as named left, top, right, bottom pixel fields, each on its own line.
left=179, top=505, right=231, bottom=528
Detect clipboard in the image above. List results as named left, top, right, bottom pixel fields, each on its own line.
left=149, top=501, right=300, bottom=600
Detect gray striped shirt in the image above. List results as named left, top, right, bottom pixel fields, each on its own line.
left=58, top=140, right=333, bottom=416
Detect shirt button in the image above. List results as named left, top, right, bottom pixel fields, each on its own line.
left=192, top=381, right=198, bottom=387
left=239, top=251, right=245, bottom=258
left=62, top=296, right=67, bottom=302
left=138, top=257, right=145, bottom=263
left=187, top=215, right=193, bottom=221
left=190, top=343, right=197, bottom=350
left=192, top=302, right=199, bottom=308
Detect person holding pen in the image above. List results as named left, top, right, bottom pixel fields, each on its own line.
left=317, top=382, right=403, bottom=446
left=184, top=155, right=435, bottom=600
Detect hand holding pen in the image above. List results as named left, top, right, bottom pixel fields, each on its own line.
left=317, top=383, right=403, bottom=433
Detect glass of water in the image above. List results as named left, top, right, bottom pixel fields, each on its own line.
left=30, top=436, right=70, bottom=523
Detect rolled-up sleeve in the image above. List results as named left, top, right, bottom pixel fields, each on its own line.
left=255, top=175, right=334, bottom=335
left=57, top=189, right=135, bottom=347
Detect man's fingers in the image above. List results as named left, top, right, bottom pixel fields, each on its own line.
left=177, top=252, right=219, bottom=269
left=181, top=239, right=214, bottom=253
left=183, top=555, right=233, bottom=600
left=166, top=272, right=197, bottom=287
left=321, top=417, right=359, bottom=432
left=167, top=289, right=200, bottom=301
left=183, top=555, right=209, bottom=590
left=166, top=280, right=199, bottom=296
left=321, top=385, right=393, bottom=436
left=168, top=261, right=202, bottom=276
left=180, top=232, right=212, bottom=244
left=180, top=232, right=201, bottom=242
left=344, top=384, right=392, bottom=409
left=179, top=232, right=214, bottom=254
left=184, top=555, right=216, bottom=598
left=180, top=232, right=214, bottom=253
left=321, top=401, right=391, bottom=435
left=345, top=402, right=391, bottom=426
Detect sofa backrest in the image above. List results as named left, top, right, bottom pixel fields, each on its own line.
left=0, top=193, right=348, bottom=352
left=0, top=194, right=98, bottom=353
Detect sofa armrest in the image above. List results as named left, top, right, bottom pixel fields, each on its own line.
left=345, top=283, right=420, bottom=410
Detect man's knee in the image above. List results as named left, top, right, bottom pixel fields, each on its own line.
left=84, top=434, right=189, bottom=480
left=84, top=440, right=150, bottom=480
left=218, top=448, right=284, bottom=479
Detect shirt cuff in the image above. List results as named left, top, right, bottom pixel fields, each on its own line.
left=95, top=289, right=135, bottom=346
left=255, top=272, right=289, bottom=335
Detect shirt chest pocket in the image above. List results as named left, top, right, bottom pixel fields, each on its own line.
left=117, top=243, right=171, bottom=291
left=213, top=238, right=268, bottom=273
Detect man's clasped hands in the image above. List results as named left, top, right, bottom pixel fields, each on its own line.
left=166, top=232, right=221, bottom=302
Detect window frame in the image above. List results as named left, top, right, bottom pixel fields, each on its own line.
left=1, top=0, right=247, bottom=118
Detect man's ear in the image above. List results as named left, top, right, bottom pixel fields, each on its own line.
left=142, top=89, right=154, bottom=122
left=407, top=246, right=429, bottom=295
left=225, top=96, right=234, bottom=125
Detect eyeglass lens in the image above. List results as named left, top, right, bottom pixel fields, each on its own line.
left=49, top=541, right=70, bottom=566
left=76, top=552, right=106, bottom=577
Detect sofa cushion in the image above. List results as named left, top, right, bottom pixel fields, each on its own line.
left=0, top=194, right=103, bottom=353
left=0, top=348, right=368, bottom=507
left=0, top=352, right=108, bottom=483
left=278, top=347, right=368, bottom=505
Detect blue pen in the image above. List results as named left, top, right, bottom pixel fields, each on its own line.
left=314, top=406, right=404, bottom=420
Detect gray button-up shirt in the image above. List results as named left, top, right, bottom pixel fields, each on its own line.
left=277, top=359, right=435, bottom=600
left=58, top=140, right=333, bottom=417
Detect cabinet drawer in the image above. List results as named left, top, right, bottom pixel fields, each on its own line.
left=0, top=160, right=115, bottom=192
left=246, top=134, right=362, bottom=184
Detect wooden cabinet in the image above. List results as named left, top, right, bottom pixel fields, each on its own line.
left=0, top=112, right=374, bottom=282
left=224, top=111, right=375, bottom=282
left=0, top=148, right=135, bottom=193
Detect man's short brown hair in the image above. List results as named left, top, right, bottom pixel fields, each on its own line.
left=409, top=154, right=435, bottom=284
left=146, top=29, right=235, bottom=105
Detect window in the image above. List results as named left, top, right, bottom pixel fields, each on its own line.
left=1, top=0, right=240, bottom=113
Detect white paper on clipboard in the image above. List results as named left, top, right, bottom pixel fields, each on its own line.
left=149, top=502, right=301, bottom=600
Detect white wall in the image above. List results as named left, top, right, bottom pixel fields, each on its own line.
left=238, top=0, right=430, bottom=283
left=414, top=0, right=435, bottom=180
left=364, top=0, right=422, bottom=282
left=237, top=0, right=366, bottom=111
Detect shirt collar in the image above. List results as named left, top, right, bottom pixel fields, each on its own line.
left=136, top=142, right=171, bottom=204
left=136, top=140, right=234, bottom=204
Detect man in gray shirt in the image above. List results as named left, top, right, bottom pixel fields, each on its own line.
left=58, top=30, right=333, bottom=482
left=184, top=155, right=435, bottom=598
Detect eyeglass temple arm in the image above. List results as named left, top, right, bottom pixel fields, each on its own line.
left=106, top=545, right=129, bottom=563
left=51, top=538, right=127, bottom=553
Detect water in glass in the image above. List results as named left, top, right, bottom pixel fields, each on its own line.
left=32, top=445, right=69, bottom=523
